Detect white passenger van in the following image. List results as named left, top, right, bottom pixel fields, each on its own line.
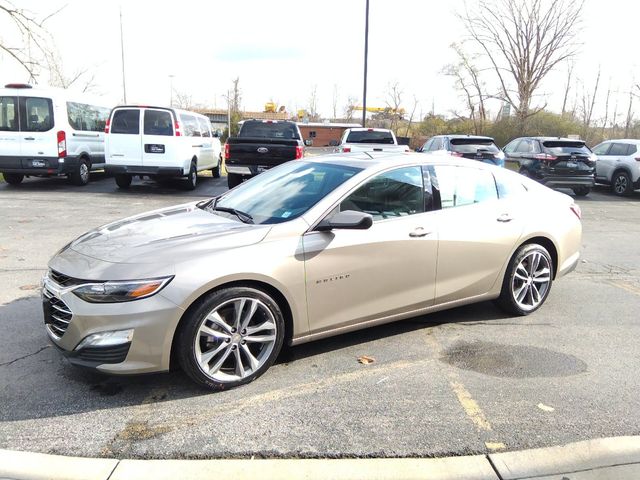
left=105, top=106, right=222, bottom=190
left=0, top=83, right=112, bottom=185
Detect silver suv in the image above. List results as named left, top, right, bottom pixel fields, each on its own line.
left=592, top=140, right=640, bottom=196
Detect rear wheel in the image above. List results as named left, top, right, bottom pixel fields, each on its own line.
left=70, top=159, right=90, bottom=186
left=227, top=172, right=242, bottom=189
left=177, top=286, right=285, bottom=390
left=3, top=173, right=24, bottom=185
left=611, top=171, right=633, bottom=196
left=115, top=174, right=132, bottom=189
left=572, top=186, right=590, bottom=196
left=211, top=156, right=221, bottom=178
left=185, top=161, right=197, bottom=190
left=495, top=243, right=553, bottom=316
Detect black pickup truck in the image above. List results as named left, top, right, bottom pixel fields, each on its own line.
left=224, top=120, right=308, bottom=188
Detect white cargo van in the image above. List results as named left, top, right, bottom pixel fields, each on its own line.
left=105, top=106, right=222, bottom=190
left=0, top=83, right=112, bottom=185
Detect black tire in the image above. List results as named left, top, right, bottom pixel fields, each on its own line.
left=115, top=174, right=132, bottom=189
left=611, top=170, right=633, bottom=196
left=70, top=158, right=90, bottom=186
left=3, top=173, right=24, bottom=185
left=176, top=286, right=285, bottom=391
left=494, top=243, right=554, bottom=316
left=185, top=161, right=197, bottom=190
left=227, top=172, right=243, bottom=189
left=211, top=156, right=221, bottom=178
left=572, top=186, right=590, bottom=196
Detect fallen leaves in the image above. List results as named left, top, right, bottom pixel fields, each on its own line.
left=357, top=355, right=375, bottom=365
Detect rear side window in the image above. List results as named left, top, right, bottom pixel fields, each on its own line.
left=592, top=143, right=610, bottom=155
left=0, top=96, right=17, bottom=131
left=67, top=102, right=110, bottom=132
left=345, top=130, right=395, bottom=144
left=515, top=139, right=540, bottom=154
left=627, top=144, right=638, bottom=155
left=609, top=143, right=629, bottom=156
left=430, top=137, right=443, bottom=150
left=542, top=141, right=590, bottom=155
left=21, top=97, right=53, bottom=132
left=197, top=117, right=211, bottom=137
left=450, top=138, right=499, bottom=154
left=495, top=172, right=528, bottom=198
left=239, top=121, right=300, bottom=139
left=433, top=165, right=498, bottom=209
left=180, top=114, right=201, bottom=137
left=111, top=109, right=140, bottom=134
left=144, top=110, right=173, bottom=136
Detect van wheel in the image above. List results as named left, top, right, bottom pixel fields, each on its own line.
left=115, top=174, right=132, bottom=189
left=227, top=173, right=242, bottom=189
left=3, top=173, right=24, bottom=185
left=211, top=156, right=221, bottom=178
left=70, top=159, right=90, bottom=186
left=185, top=162, right=197, bottom=190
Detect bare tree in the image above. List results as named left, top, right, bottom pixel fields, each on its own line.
left=385, top=81, right=404, bottom=131
left=460, top=0, right=584, bottom=133
left=580, top=67, right=600, bottom=142
left=228, top=77, right=242, bottom=113
left=624, top=88, right=634, bottom=138
left=173, top=90, right=193, bottom=110
left=331, top=84, right=339, bottom=120
left=308, top=85, right=319, bottom=121
left=561, top=61, right=574, bottom=116
left=600, top=80, right=611, bottom=140
left=45, top=50, right=97, bottom=93
left=404, top=95, right=419, bottom=137
left=0, top=2, right=65, bottom=81
left=343, top=95, right=358, bottom=120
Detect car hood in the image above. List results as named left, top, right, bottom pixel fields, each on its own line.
left=66, top=202, right=271, bottom=265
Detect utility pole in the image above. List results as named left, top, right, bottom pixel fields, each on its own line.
left=361, top=0, right=370, bottom=128
left=119, top=7, right=127, bottom=103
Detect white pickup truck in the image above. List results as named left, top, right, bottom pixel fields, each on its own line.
left=337, top=128, right=410, bottom=153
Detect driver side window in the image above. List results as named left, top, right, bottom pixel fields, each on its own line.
left=340, top=166, right=424, bottom=222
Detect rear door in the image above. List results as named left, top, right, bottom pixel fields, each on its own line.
left=107, top=108, right=142, bottom=166
left=542, top=140, right=594, bottom=177
left=0, top=93, right=20, bottom=163
left=197, top=116, right=215, bottom=168
left=141, top=108, right=175, bottom=168
left=18, top=96, right=57, bottom=164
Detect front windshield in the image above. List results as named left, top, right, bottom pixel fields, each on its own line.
left=210, top=161, right=362, bottom=224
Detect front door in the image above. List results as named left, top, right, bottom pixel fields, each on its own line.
left=303, top=165, right=438, bottom=334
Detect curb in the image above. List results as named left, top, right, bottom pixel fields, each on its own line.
left=1, top=436, right=640, bottom=480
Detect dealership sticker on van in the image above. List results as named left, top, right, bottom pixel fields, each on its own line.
left=145, top=144, right=165, bottom=154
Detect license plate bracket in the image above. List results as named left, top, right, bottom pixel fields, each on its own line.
left=32, top=159, right=46, bottom=168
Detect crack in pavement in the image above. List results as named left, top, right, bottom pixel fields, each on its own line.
left=0, top=345, right=50, bottom=367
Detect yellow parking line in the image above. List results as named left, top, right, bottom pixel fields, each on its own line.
left=448, top=375, right=492, bottom=431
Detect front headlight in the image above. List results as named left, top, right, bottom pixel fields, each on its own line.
left=72, top=276, right=173, bottom=303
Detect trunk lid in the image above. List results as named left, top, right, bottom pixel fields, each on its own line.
left=542, top=141, right=595, bottom=176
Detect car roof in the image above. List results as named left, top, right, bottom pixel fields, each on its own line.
left=347, top=127, right=392, bottom=132
left=444, top=134, right=495, bottom=141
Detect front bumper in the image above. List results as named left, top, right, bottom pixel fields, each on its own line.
left=42, top=273, right=184, bottom=374
left=0, top=155, right=83, bottom=176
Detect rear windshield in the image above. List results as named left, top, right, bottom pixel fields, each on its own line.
left=111, top=109, right=140, bottom=134
left=450, top=138, right=499, bottom=154
left=346, top=130, right=395, bottom=144
left=542, top=141, right=590, bottom=155
left=239, top=121, right=300, bottom=139
left=144, top=110, right=173, bottom=136
left=0, top=96, right=17, bottom=131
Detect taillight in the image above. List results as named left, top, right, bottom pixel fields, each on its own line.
left=104, top=118, right=110, bottom=134
left=570, top=204, right=582, bottom=220
left=635, top=157, right=640, bottom=162
left=57, top=131, right=66, bottom=158
left=224, top=143, right=230, bottom=160
left=295, top=145, right=304, bottom=159
left=534, top=153, right=557, bottom=161
left=174, top=120, right=182, bottom=136
left=342, top=147, right=351, bottom=153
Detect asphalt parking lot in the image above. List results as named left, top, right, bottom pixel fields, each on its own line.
left=0, top=172, right=639, bottom=459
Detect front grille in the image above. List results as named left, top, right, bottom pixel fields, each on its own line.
left=75, top=343, right=131, bottom=364
left=43, top=288, right=72, bottom=337
left=49, top=269, right=87, bottom=287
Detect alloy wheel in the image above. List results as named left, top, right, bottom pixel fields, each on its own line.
left=614, top=174, right=628, bottom=195
left=194, top=297, right=277, bottom=382
left=511, top=250, right=551, bottom=311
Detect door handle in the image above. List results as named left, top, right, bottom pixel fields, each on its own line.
left=497, top=213, right=513, bottom=223
left=192, top=144, right=204, bottom=148
left=24, top=137, right=35, bottom=141
left=409, top=227, right=431, bottom=238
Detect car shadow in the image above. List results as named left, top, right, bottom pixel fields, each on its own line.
left=0, top=295, right=511, bottom=422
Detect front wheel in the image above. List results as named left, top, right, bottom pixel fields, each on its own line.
left=177, top=287, right=285, bottom=390
left=495, top=243, right=553, bottom=316
left=185, top=162, right=197, bottom=190
left=211, top=156, right=221, bottom=178
left=572, top=186, right=590, bottom=196
left=115, top=174, right=132, bottom=189
left=3, top=173, right=24, bottom=185
left=612, top=171, right=633, bottom=196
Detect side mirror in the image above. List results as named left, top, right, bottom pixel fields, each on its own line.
left=304, top=139, right=313, bottom=147
left=316, top=210, right=373, bottom=232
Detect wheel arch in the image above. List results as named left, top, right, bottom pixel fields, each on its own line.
left=520, top=235, right=559, bottom=279
left=169, top=279, right=294, bottom=370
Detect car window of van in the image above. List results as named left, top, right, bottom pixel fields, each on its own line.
left=21, top=97, right=53, bottom=132
left=111, top=109, right=140, bottom=134
left=180, top=114, right=201, bottom=137
left=197, top=117, right=211, bottom=138
left=144, top=110, right=173, bottom=136
left=0, top=96, right=18, bottom=131
left=67, top=102, right=110, bottom=132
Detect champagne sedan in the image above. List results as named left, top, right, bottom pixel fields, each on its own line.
left=42, top=154, right=582, bottom=390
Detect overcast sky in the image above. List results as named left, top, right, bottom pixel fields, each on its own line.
left=1, top=0, right=638, bottom=121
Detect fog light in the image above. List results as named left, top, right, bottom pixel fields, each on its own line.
left=75, top=329, right=134, bottom=351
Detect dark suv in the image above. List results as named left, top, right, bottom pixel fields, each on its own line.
left=418, top=135, right=505, bottom=167
left=503, top=137, right=596, bottom=196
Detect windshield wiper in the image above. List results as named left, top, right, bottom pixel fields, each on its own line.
left=208, top=206, right=254, bottom=224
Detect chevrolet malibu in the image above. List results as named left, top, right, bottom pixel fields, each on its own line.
left=43, top=154, right=582, bottom=390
